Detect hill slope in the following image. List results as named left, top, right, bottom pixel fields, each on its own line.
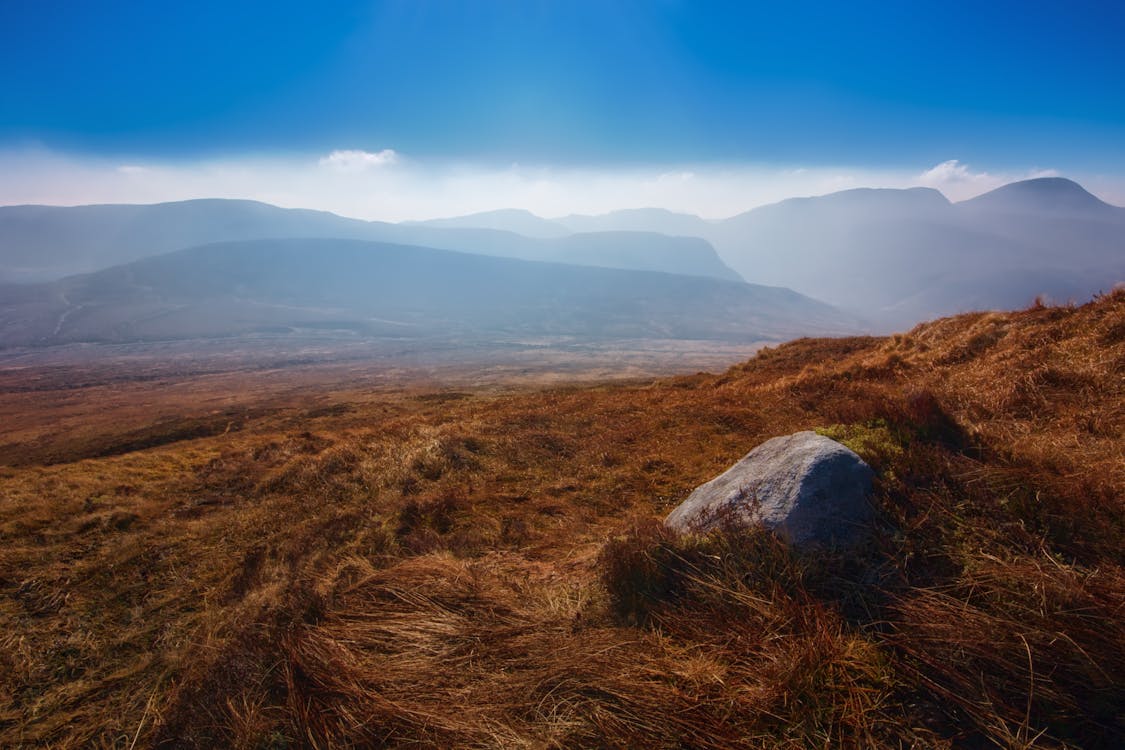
left=959, top=175, right=1119, bottom=215
left=1, top=292, right=1121, bottom=747
left=0, top=238, right=850, bottom=348
left=546, top=179, right=1125, bottom=328
left=708, top=179, right=1125, bottom=327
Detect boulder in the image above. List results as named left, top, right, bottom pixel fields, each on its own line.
left=665, top=431, right=874, bottom=547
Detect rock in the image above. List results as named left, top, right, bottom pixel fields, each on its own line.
left=665, top=431, right=874, bottom=546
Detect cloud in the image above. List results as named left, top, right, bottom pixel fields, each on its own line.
left=318, top=149, right=398, bottom=172
left=915, top=160, right=1063, bottom=200
left=918, top=159, right=989, bottom=185
left=116, top=164, right=150, bottom=175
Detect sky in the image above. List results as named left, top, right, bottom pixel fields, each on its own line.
left=2, top=1, right=1124, bottom=219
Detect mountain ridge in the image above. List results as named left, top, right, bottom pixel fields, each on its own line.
left=958, top=176, right=1119, bottom=214
left=0, top=237, right=857, bottom=349
left=0, top=199, right=742, bottom=283
left=404, top=208, right=571, bottom=238
left=4, top=177, right=1121, bottom=330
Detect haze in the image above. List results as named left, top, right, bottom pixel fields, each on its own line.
left=2, top=149, right=1111, bottom=222
left=4, top=2, right=1125, bottom=220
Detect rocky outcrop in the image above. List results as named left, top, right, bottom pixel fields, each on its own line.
left=665, top=431, right=874, bottom=547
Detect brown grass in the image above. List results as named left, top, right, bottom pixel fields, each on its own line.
left=1, top=291, right=1123, bottom=748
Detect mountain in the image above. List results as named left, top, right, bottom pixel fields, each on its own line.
left=416, top=207, right=715, bottom=239
left=8, top=178, right=1117, bottom=331
left=404, top=208, right=571, bottom=238
left=554, top=207, right=714, bottom=238
left=706, top=187, right=957, bottom=289
left=705, top=179, right=1124, bottom=327
left=703, top=188, right=965, bottom=323
left=477, top=231, right=741, bottom=281
left=959, top=176, right=1118, bottom=216
left=545, top=180, right=1122, bottom=329
left=0, top=199, right=741, bottom=283
left=402, top=208, right=739, bottom=279
left=0, top=199, right=367, bottom=281
left=0, top=238, right=858, bottom=349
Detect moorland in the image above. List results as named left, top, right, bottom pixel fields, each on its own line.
left=2, top=291, right=1122, bottom=748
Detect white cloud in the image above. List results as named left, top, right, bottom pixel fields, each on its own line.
left=915, top=160, right=1062, bottom=201
left=116, top=164, right=150, bottom=175
left=318, top=149, right=398, bottom=172
left=918, top=159, right=988, bottom=185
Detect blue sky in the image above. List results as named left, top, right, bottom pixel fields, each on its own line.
left=2, top=1, right=1123, bottom=216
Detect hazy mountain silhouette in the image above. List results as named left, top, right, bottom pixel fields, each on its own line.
left=5, top=178, right=1119, bottom=331
left=0, top=199, right=741, bottom=283
left=554, top=208, right=714, bottom=238
left=0, top=199, right=365, bottom=281
left=402, top=178, right=1123, bottom=328
left=405, top=208, right=571, bottom=238
left=418, top=207, right=714, bottom=239
left=959, top=176, right=1117, bottom=216
left=424, top=230, right=742, bottom=281
left=704, top=179, right=1124, bottom=327
left=0, top=239, right=857, bottom=348
left=530, top=178, right=1123, bottom=329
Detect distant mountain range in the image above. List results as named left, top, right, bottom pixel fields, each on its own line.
left=0, top=239, right=857, bottom=348
left=404, top=208, right=571, bottom=238
left=418, top=178, right=1125, bottom=328
left=1, top=177, right=1120, bottom=349
left=408, top=207, right=710, bottom=240
left=0, top=199, right=741, bottom=283
left=708, top=179, right=1124, bottom=327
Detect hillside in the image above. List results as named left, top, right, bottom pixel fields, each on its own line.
left=960, top=176, right=1120, bottom=215
left=708, top=178, right=1125, bottom=327
left=1, top=292, right=1121, bottom=748
left=0, top=238, right=851, bottom=349
left=0, top=199, right=742, bottom=283
left=481, top=179, right=1125, bottom=329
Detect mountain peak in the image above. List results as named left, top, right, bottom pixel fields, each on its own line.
left=728, top=186, right=950, bottom=222
left=961, top=177, right=1114, bottom=213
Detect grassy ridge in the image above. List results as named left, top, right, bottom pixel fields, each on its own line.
left=1, top=291, right=1122, bottom=748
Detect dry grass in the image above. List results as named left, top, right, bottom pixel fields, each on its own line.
left=1, top=291, right=1123, bottom=748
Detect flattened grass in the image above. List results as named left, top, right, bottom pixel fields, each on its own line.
left=1, top=291, right=1122, bottom=747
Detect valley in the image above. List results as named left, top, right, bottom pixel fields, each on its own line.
left=0, top=333, right=768, bottom=467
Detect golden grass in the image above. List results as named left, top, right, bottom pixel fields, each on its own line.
left=1, top=291, right=1122, bottom=748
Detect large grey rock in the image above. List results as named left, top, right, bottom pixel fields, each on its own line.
left=665, top=431, right=874, bottom=546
